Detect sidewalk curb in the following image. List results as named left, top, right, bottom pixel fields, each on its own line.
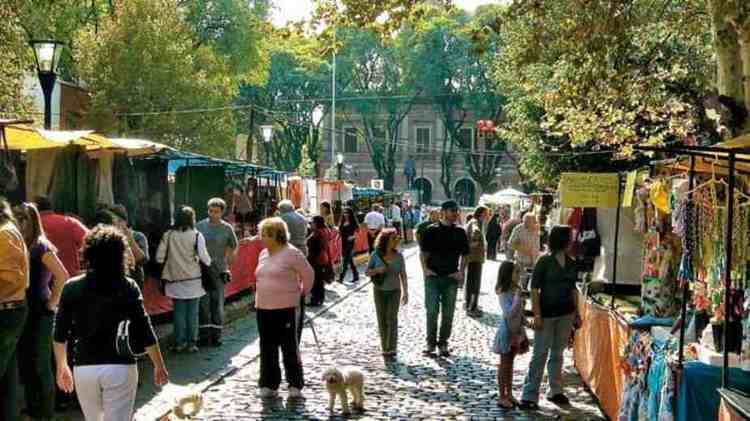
left=150, top=245, right=419, bottom=420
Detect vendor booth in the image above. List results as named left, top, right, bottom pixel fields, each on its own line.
left=568, top=137, right=750, bottom=421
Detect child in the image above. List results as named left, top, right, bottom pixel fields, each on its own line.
left=492, top=260, right=528, bottom=409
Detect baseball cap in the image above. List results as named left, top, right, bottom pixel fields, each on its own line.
left=441, top=200, right=459, bottom=211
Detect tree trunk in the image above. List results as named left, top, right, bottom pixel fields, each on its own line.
left=711, top=0, right=744, bottom=106
left=738, top=21, right=750, bottom=132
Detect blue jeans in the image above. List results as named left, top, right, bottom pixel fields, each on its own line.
left=522, top=314, right=574, bottom=402
left=424, top=276, right=458, bottom=348
left=173, top=298, right=200, bottom=347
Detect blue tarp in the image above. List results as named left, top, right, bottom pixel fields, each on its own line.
left=677, top=362, right=750, bottom=421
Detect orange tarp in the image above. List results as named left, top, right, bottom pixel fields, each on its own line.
left=573, top=293, right=631, bottom=420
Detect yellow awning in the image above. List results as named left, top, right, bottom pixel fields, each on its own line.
left=3, top=124, right=118, bottom=151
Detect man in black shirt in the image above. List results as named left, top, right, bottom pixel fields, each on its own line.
left=420, top=200, right=470, bottom=357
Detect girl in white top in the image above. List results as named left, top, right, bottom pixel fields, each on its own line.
left=156, top=206, right=212, bottom=352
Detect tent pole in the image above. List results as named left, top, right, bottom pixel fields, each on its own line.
left=610, top=173, right=624, bottom=310
left=186, top=159, right=191, bottom=206
left=678, top=155, right=696, bottom=367
left=723, top=151, right=736, bottom=389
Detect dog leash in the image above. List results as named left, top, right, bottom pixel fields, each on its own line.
left=304, top=315, right=324, bottom=361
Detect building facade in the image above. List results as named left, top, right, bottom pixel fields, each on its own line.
left=318, top=102, right=519, bottom=206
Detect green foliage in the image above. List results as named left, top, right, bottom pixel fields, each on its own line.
left=75, top=0, right=239, bottom=156
left=492, top=0, right=714, bottom=187
left=184, top=0, right=269, bottom=84
left=239, top=30, right=331, bottom=172
left=0, top=2, right=34, bottom=118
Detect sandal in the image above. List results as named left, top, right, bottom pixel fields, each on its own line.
left=497, top=399, right=515, bottom=410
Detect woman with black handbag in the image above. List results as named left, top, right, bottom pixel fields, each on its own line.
left=53, top=226, right=168, bottom=421
left=156, top=206, right=212, bottom=353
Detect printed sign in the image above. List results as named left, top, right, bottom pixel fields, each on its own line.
left=622, top=171, right=637, bottom=208
left=559, top=172, right=619, bottom=208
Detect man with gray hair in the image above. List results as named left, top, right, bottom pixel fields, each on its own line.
left=278, top=200, right=307, bottom=256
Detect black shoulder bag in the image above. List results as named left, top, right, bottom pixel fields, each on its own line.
left=196, top=233, right=216, bottom=292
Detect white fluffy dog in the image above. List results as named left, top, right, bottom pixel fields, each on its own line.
left=322, top=367, right=365, bottom=415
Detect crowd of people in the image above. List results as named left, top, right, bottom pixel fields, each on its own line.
left=0, top=188, right=581, bottom=419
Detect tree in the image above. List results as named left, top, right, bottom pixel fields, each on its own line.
left=75, top=0, right=240, bottom=156
left=489, top=0, right=714, bottom=187
left=238, top=29, right=331, bottom=173
left=334, top=26, right=419, bottom=191
left=0, top=2, right=34, bottom=118
left=709, top=1, right=750, bottom=134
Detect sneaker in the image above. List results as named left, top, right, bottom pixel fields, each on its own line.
left=518, top=400, right=539, bottom=410
left=187, top=345, right=199, bottom=353
left=288, top=387, right=304, bottom=399
left=422, top=346, right=436, bottom=356
left=438, top=345, right=451, bottom=357
left=258, top=387, right=278, bottom=398
left=547, top=393, right=570, bottom=406
left=170, top=344, right=187, bottom=353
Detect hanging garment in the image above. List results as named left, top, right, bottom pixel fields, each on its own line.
left=96, top=151, right=115, bottom=206
left=25, top=149, right=60, bottom=201
left=650, top=180, right=671, bottom=214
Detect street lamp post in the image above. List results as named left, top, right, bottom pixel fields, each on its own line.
left=260, top=125, right=273, bottom=167
left=30, top=40, right=64, bottom=130
left=336, top=153, right=344, bottom=202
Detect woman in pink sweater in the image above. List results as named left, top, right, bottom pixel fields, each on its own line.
left=254, top=217, right=314, bottom=400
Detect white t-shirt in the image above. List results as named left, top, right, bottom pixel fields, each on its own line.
left=365, top=211, right=386, bottom=230
left=390, top=205, right=402, bottom=223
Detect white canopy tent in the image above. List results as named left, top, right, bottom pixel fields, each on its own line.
left=480, top=187, right=529, bottom=205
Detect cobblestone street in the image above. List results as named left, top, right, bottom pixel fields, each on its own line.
left=162, top=244, right=606, bottom=421
left=57, top=244, right=605, bottom=420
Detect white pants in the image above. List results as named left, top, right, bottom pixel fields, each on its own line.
left=74, top=364, right=138, bottom=421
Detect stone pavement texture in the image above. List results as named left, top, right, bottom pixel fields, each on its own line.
left=58, top=244, right=606, bottom=420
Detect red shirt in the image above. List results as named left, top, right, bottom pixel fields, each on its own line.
left=40, top=211, right=88, bottom=276
left=231, top=236, right=265, bottom=287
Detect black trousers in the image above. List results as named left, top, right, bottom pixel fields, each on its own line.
left=340, top=243, right=358, bottom=281
left=464, top=262, right=483, bottom=312
left=311, top=267, right=326, bottom=306
left=257, top=307, right=304, bottom=390
left=486, top=237, right=498, bottom=260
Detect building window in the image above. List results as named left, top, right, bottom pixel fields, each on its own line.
left=458, top=128, right=473, bottom=150
left=344, top=127, right=358, bottom=153
left=416, top=127, right=431, bottom=154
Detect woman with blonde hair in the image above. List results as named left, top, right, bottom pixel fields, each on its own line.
left=366, top=228, right=409, bottom=360
left=255, top=217, right=314, bottom=399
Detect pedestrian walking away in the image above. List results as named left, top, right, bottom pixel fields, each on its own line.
left=156, top=206, right=212, bottom=353
left=278, top=200, right=308, bottom=256
left=465, top=206, right=489, bottom=317
left=53, top=226, right=168, bottom=421
left=197, top=198, right=238, bottom=347
left=519, top=225, right=581, bottom=410
left=486, top=211, right=501, bottom=260
left=13, top=202, right=69, bottom=420
left=491, top=260, right=528, bottom=410
left=35, top=195, right=89, bottom=277
left=366, top=229, right=409, bottom=360
left=365, top=205, right=386, bottom=252
left=509, top=212, right=540, bottom=288
left=0, top=198, right=30, bottom=421
left=254, top=217, right=314, bottom=400
left=419, top=200, right=469, bottom=357
left=338, top=207, right=359, bottom=283
left=307, top=216, right=332, bottom=307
